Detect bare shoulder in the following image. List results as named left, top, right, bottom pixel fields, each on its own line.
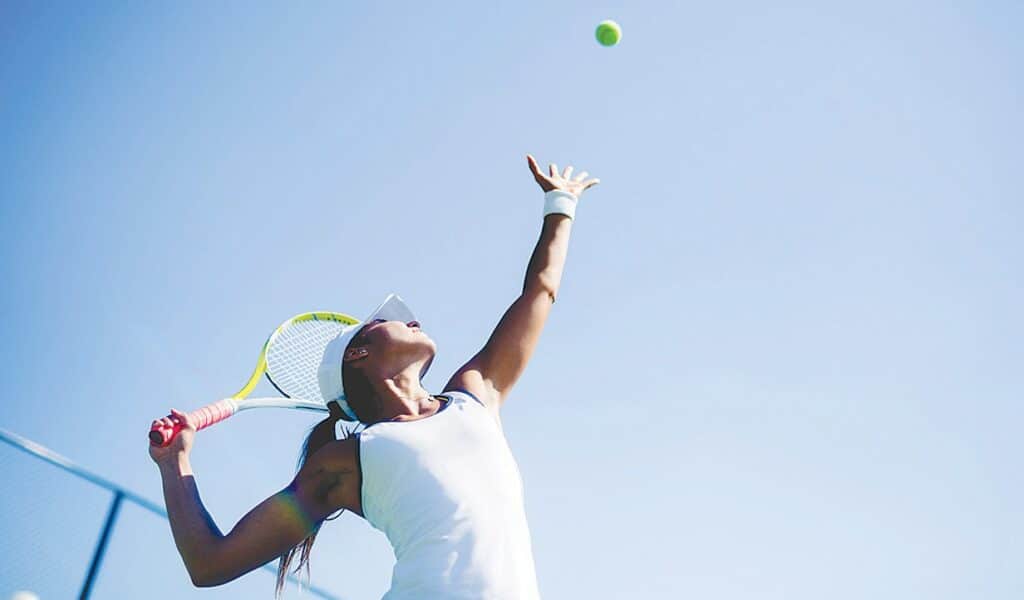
left=443, top=366, right=502, bottom=420
left=293, top=436, right=363, bottom=518
left=304, top=435, right=359, bottom=472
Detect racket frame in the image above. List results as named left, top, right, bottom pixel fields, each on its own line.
left=148, top=311, right=360, bottom=446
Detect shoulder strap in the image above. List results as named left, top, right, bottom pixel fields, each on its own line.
left=442, top=387, right=487, bottom=408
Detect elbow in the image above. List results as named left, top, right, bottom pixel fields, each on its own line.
left=524, top=279, right=557, bottom=304
left=190, top=570, right=215, bottom=588
left=180, top=547, right=218, bottom=587
left=187, top=557, right=234, bottom=588
left=191, top=569, right=234, bottom=588
left=188, top=563, right=220, bottom=588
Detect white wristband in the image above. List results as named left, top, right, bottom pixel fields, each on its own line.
left=543, top=189, right=578, bottom=219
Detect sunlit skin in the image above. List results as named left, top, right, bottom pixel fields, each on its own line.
left=341, top=318, right=444, bottom=424
left=148, top=154, right=599, bottom=588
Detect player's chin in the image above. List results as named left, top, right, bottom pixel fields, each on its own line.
left=416, top=334, right=438, bottom=354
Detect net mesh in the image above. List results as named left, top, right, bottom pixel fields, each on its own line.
left=0, top=439, right=109, bottom=598
left=265, top=317, right=352, bottom=402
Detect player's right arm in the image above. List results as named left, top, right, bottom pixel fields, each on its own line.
left=444, top=155, right=599, bottom=413
left=150, top=409, right=355, bottom=587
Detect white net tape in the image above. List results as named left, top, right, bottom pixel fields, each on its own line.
left=265, top=318, right=351, bottom=403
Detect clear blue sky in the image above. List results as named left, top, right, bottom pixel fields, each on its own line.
left=1, top=2, right=1022, bottom=598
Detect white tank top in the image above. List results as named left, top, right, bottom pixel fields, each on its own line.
left=357, top=389, right=541, bottom=599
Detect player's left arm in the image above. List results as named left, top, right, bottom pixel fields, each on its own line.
left=445, top=155, right=599, bottom=412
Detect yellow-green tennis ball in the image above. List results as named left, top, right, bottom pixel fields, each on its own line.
left=595, top=20, right=621, bottom=47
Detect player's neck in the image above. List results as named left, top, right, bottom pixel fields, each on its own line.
left=369, top=371, right=436, bottom=422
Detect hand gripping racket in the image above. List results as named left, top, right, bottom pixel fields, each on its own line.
left=148, top=311, right=360, bottom=446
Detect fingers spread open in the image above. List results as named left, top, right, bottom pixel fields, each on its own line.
left=563, top=165, right=574, bottom=180
left=574, top=171, right=589, bottom=182
left=549, top=163, right=559, bottom=178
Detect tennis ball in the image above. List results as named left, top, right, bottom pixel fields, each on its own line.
left=595, top=20, right=621, bottom=47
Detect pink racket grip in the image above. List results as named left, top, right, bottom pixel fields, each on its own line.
left=148, top=399, right=238, bottom=447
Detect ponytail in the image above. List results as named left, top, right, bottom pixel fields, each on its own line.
left=274, top=400, right=352, bottom=598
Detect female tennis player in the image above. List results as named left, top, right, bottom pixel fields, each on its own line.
left=149, top=154, right=599, bottom=598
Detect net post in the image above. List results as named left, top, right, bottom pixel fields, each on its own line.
left=79, top=490, right=125, bottom=599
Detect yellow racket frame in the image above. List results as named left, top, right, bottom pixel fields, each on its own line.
left=149, top=310, right=362, bottom=446
left=234, top=311, right=362, bottom=399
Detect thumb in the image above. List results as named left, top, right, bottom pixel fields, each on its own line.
left=170, top=408, right=194, bottom=429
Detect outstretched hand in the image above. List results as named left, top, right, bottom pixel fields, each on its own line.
left=527, top=154, right=600, bottom=198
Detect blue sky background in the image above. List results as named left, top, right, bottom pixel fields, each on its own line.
left=1, top=1, right=1022, bottom=598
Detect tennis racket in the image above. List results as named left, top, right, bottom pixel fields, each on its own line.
left=148, top=311, right=360, bottom=447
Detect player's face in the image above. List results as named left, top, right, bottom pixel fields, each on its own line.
left=358, top=318, right=429, bottom=344
left=349, top=318, right=436, bottom=366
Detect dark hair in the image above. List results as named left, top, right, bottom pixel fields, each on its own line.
left=340, top=353, right=378, bottom=422
left=275, top=363, right=373, bottom=597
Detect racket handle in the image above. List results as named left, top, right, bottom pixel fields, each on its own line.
left=148, top=399, right=239, bottom=447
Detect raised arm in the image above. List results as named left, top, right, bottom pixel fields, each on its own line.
left=445, top=155, right=599, bottom=412
left=150, top=410, right=355, bottom=587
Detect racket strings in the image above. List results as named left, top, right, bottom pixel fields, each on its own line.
left=265, top=319, right=349, bottom=402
